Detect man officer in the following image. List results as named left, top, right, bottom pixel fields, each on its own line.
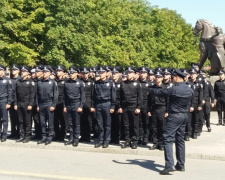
left=14, top=65, right=35, bottom=143
left=64, top=66, right=85, bottom=147
left=119, top=66, right=143, bottom=149
left=149, top=69, right=193, bottom=175
left=36, top=65, right=58, bottom=145
left=0, top=65, right=12, bottom=142
left=93, top=66, right=116, bottom=148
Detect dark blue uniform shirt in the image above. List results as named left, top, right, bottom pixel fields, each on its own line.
left=150, top=82, right=193, bottom=113
left=93, top=78, right=116, bottom=109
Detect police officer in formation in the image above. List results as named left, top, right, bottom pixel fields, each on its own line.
left=0, top=63, right=221, bottom=149
left=14, top=65, right=35, bottom=143
left=54, top=65, right=67, bottom=141
left=214, top=69, right=225, bottom=126
left=36, top=66, right=58, bottom=145
left=64, top=66, right=85, bottom=147
left=8, top=64, right=20, bottom=139
left=0, top=65, right=12, bottom=142
left=93, top=66, right=116, bottom=148
left=119, top=66, right=142, bottom=149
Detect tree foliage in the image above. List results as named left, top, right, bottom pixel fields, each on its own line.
left=0, top=0, right=199, bottom=68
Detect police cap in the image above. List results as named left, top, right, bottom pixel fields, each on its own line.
left=172, top=68, right=186, bottom=78
left=125, top=66, right=135, bottom=73
left=155, top=71, right=163, bottom=78
left=69, top=66, right=78, bottom=73
left=21, top=65, right=30, bottom=72
left=12, top=64, right=20, bottom=71
left=56, top=65, right=66, bottom=72
left=0, top=64, right=6, bottom=71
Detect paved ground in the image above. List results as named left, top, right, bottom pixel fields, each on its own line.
left=0, top=111, right=224, bottom=179
left=0, top=147, right=225, bottom=180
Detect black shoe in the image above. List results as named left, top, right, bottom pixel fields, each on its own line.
left=1, top=137, right=6, bottom=142
left=23, top=138, right=30, bottom=143
left=223, top=123, right=225, bottom=126
left=45, top=139, right=52, bottom=145
left=217, top=121, right=222, bottom=125
left=192, top=134, right=197, bottom=139
left=65, top=139, right=73, bottom=145
left=142, top=141, right=147, bottom=146
left=121, top=141, right=130, bottom=148
left=131, top=142, right=137, bottom=149
left=37, top=138, right=46, bottom=144
left=16, top=137, right=24, bottom=142
left=149, top=144, right=158, bottom=150
left=138, top=139, right=142, bottom=145
left=184, top=136, right=189, bottom=141
left=207, top=127, right=212, bottom=132
left=73, top=141, right=79, bottom=147
left=158, top=145, right=164, bottom=151
left=103, top=142, right=109, bottom=148
left=95, top=142, right=103, bottom=148
left=175, top=165, right=185, bottom=171
left=160, top=167, right=175, bottom=175
left=197, top=132, right=201, bottom=136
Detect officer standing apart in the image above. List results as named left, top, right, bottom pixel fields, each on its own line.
left=36, top=66, right=58, bottom=145
left=93, top=66, right=116, bottom=148
left=64, top=66, right=85, bottom=147
left=149, top=69, right=193, bottom=175
left=0, top=65, right=12, bottom=142
left=14, top=65, right=35, bottom=143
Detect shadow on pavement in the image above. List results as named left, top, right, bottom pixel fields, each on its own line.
left=112, top=159, right=164, bottom=172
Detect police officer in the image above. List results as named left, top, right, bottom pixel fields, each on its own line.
left=162, top=68, right=173, bottom=87
left=36, top=65, right=58, bottom=145
left=8, top=64, right=20, bottom=139
left=64, top=66, right=85, bottom=147
left=110, top=66, right=123, bottom=144
left=80, top=67, right=94, bottom=142
left=150, top=69, right=193, bottom=175
left=200, top=70, right=215, bottom=132
left=189, top=68, right=203, bottom=139
left=214, top=69, right=225, bottom=126
left=54, top=65, right=67, bottom=141
left=119, top=66, right=143, bottom=149
left=31, top=65, right=43, bottom=140
left=14, top=65, right=35, bottom=143
left=0, top=65, right=13, bottom=142
left=148, top=71, right=168, bottom=150
left=93, top=66, right=116, bottom=148
left=138, top=66, right=151, bottom=145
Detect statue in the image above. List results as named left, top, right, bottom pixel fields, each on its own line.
left=193, top=19, right=225, bottom=75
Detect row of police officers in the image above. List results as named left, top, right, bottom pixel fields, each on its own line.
left=0, top=63, right=221, bottom=149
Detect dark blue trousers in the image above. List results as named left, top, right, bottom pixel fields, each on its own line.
left=39, top=102, right=54, bottom=140
left=0, top=100, right=8, bottom=138
left=163, top=112, right=188, bottom=169
left=67, top=102, right=81, bottom=142
left=95, top=101, right=111, bottom=142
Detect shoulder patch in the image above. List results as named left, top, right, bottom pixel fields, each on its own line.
left=133, top=82, right=137, bottom=86
left=32, top=82, right=35, bottom=86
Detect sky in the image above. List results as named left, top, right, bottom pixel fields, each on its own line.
left=148, top=0, right=225, bottom=31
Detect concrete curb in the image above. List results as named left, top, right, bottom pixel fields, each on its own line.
left=1, top=140, right=225, bottom=161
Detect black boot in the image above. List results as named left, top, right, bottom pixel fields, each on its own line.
left=121, top=141, right=130, bottom=148
left=217, top=120, right=222, bottom=125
